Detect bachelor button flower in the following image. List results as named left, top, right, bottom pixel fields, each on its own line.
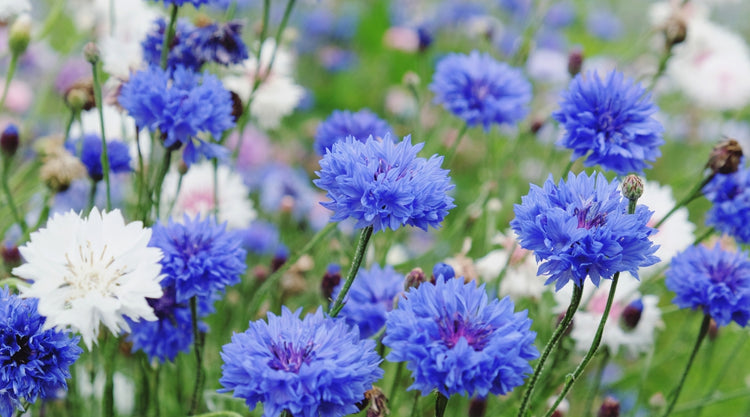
left=142, top=18, right=203, bottom=71
left=0, top=288, right=82, bottom=417
left=429, top=50, right=532, bottom=131
left=150, top=0, right=213, bottom=8
left=219, top=307, right=384, bottom=417
left=331, top=264, right=403, bottom=338
left=553, top=70, right=665, bottom=176
left=185, top=21, right=249, bottom=66
left=65, top=134, right=132, bottom=181
left=383, top=277, right=538, bottom=397
left=703, top=165, right=750, bottom=244
left=314, top=135, right=455, bottom=233
left=13, top=209, right=164, bottom=349
left=314, top=109, right=393, bottom=156
left=666, top=244, right=750, bottom=327
left=149, top=215, right=246, bottom=304
left=510, top=171, right=660, bottom=290
left=118, top=65, right=235, bottom=165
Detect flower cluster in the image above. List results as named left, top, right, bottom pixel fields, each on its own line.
left=510, top=171, right=660, bottom=290
left=149, top=215, right=246, bottom=304
left=666, top=244, right=750, bottom=327
left=142, top=18, right=203, bottom=71
left=553, top=70, right=664, bottom=176
left=0, top=288, right=82, bottom=417
left=118, top=65, right=235, bottom=165
left=383, top=277, right=538, bottom=397
left=314, top=109, right=392, bottom=155
left=65, top=134, right=132, bottom=181
left=13, top=209, right=164, bottom=349
left=703, top=165, right=750, bottom=244
left=429, top=50, right=531, bottom=130
left=219, top=307, right=384, bottom=417
left=185, top=21, right=248, bottom=67
left=314, top=135, right=455, bottom=232
left=331, top=264, right=403, bottom=338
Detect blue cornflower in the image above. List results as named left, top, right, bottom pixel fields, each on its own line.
left=240, top=220, right=280, bottom=256
left=219, top=307, right=384, bottom=417
left=150, top=0, right=213, bottom=8
left=331, top=264, right=403, bottom=338
left=0, top=288, right=82, bottom=417
left=383, top=277, right=538, bottom=397
left=429, top=50, right=532, bottom=131
left=510, top=171, right=660, bottom=290
left=149, top=215, right=247, bottom=304
left=185, top=21, right=249, bottom=66
left=314, top=135, right=455, bottom=233
left=433, top=262, right=455, bottom=280
left=142, top=18, right=204, bottom=71
left=65, top=134, right=132, bottom=181
left=666, top=244, right=750, bottom=327
left=119, top=65, right=235, bottom=165
left=126, top=286, right=213, bottom=362
left=553, top=70, right=664, bottom=176
left=703, top=165, right=750, bottom=244
left=314, top=109, right=392, bottom=156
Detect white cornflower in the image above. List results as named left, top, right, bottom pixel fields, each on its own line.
left=13, top=208, right=163, bottom=349
left=160, top=161, right=256, bottom=229
left=475, top=231, right=546, bottom=300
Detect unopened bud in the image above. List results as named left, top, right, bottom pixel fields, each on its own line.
left=567, top=47, right=584, bottom=77
left=468, top=397, right=487, bottom=417
left=229, top=91, right=244, bottom=122
left=649, top=392, right=666, bottom=410
left=708, top=317, right=719, bottom=341
left=404, top=267, right=426, bottom=290
left=8, top=14, right=31, bottom=57
left=1, top=245, right=21, bottom=269
left=707, top=139, right=743, bottom=175
left=530, top=119, right=545, bottom=135
left=321, top=264, right=342, bottom=300
left=178, top=160, right=189, bottom=176
left=417, top=27, right=433, bottom=52
left=621, top=175, right=644, bottom=202
left=65, top=80, right=96, bottom=112
left=364, top=387, right=389, bottom=417
left=270, top=245, right=289, bottom=273
left=83, top=42, right=100, bottom=64
left=597, top=397, right=620, bottom=417
left=663, top=16, right=687, bottom=49
left=402, top=71, right=420, bottom=88
left=1, top=124, right=19, bottom=158
left=253, top=265, right=268, bottom=283
left=432, top=263, right=455, bottom=281
left=621, top=298, right=643, bottom=330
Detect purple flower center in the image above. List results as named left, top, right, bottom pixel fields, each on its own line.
left=268, top=341, right=316, bottom=373
left=598, top=113, right=615, bottom=133
left=9, top=335, right=32, bottom=365
left=575, top=203, right=607, bottom=229
left=438, top=315, right=492, bottom=351
left=147, top=286, right=183, bottom=320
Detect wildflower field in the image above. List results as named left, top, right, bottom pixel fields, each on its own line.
left=3, top=1, right=750, bottom=416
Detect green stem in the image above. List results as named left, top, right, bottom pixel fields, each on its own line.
left=87, top=180, right=97, bottom=212
left=435, top=392, right=448, bottom=417
left=389, top=362, right=405, bottom=407
left=655, top=173, right=714, bottom=229
left=160, top=5, right=179, bottom=70
left=212, top=158, right=219, bottom=219
left=91, top=58, right=111, bottom=210
left=166, top=170, right=185, bottom=217
left=103, top=334, right=116, bottom=417
left=649, top=48, right=673, bottom=91
left=189, top=296, right=205, bottom=415
left=12, top=400, right=29, bottom=417
left=235, top=0, right=270, bottom=135
left=248, top=222, right=337, bottom=315
left=584, top=348, right=611, bottom=417
left=263, top=0, right=296, bottom=81
left=694, top=227, right=716, bottom=245
left=544, top=273, right=621, bottom=417
left=150, top=149, right=173, bottom=224
left=561, top=159, right=575, bottom=178
left=328, top=225, right=374, bottom=318
left=0, top=277, right=27, bottom=291
left=1, top=156, right=27, bottom=234
left=64, top=108, right=77, bottom=141
left=693, top=332, right=748, bottom=417
left=0, top=54, right=18, bottom=112
left=410, top=392, right=421, bottom=417
left=662, top=314, right=711, bottom=417
left=516, top=284, right=584, bottom=417
left=444, top=124, right=469, bottom=168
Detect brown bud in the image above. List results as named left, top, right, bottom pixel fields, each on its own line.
left=597, top=397, right=620, bottom=417
left=83, top=42, right=100, bottom=64
left=229, top=91, right=244, bottom=122
left=621, top=299, right=643, bottom=330
left=567, top=47, right=584, bottom=78
left=707, top=139, right=743, bottom=175
left=178, top=160, right=189, bottom=176
left=404, top=267, right=426, bottom=290
left=321, top=265, right=342, bottom=300
left=708, top=317, right=719, bottom=341
left=2, top=245, right=21, bottom=270
left=663, top=16, right=687, bottom=49
left=1, top=124, right=19, bottom=158
left=363, top=387, right=389, bottom=417
left=64, top=79, right=96, bottom=112
left=530, top=119, right=545, bottom=135
left=40, top=146, right=87, bottom=193
left=621, top=175, right=644, bottom=202
left=469, top=397, right=487, bottom=417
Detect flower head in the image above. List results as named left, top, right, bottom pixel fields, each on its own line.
left=186, top=21, right=249, bottom=66
left=331, top=264, right=403, bottom=338
left=65, top=134, right=132, bottom=181
left=429, top=50, right=532, bottom=130
left=13, top=209, right=164, bottom=349
left=703, top=165, right=750, bottom=244
left=118, top=65, right=235, bottom=165
left=553, top=70, right=664, bottom=176
left=149, top=215, right=246, bottom=304
left=142, top=18, right=203, bottom=71
left=219, top=307, right=384, bottom=417
left=0, top=288, right=82, bottom=417
left=383, top=277, right=538, bottom=397
left=314, top=109, right=392, bottom=156
left=314, top=135, right=455, bottom=233
left=666, top=244, right=750, bottom=327
left=510, top=171, right=660, bottom=290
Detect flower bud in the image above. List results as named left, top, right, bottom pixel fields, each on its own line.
left=567, top=47, right=584, bottom=78
left=402, top=71, right=420, bottom=88
left=321, top=264, right=342, bottom=300
left=432, top=262, right=455, bottom=281
left=1, top=124, right=19, bottom=158
left=270, top=244, right=289, bottom=273
left=83, top=42, right=100, bottom=64
left=621, top=298, right=643, bottom=330
left=64, top=79, right=96, bottom=112
left=621, top=174, right=644, bottom=202
left=229, top=91, right=244, bottom=122
left=597, top=397, right=620, bottom=417
left=707, top=139, right=743, bottom=175
left=663, top=16, right=687, bottom=49
left=404, top=267, right=426, bottom=290
left=8, top=14, right=31, bottom=57
left=178, top=160, right=189, bottom=176
left=40, top=147, right=87, bottom=193
left=708, top=317, right=719, bottom=341
left=2, top=244, right=21, bottom=270
left=361, top=387, right=389, bottom=417
left=468, top=397, right=487, bottom=417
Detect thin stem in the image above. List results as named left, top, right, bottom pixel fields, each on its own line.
left=693, top=332, right=748, bottom=417
left=389, top=362, right=405, bottom=407
left=544, top=273, right=622, bottom=417
left=160, top=5, right=179, bottom=70
left=64, top=108, right=77, bottom=141
left=150, top=149, right=173, bottom=224
left=694, top=227, right=716, bottom=245
left=328, top=225, right=375, bottom=318
left=87, top=180, right=97, bottom=212
left=444, top=124, right=469, bottom=168
left=263, top=0, right=296, bottom=81
left=90, top=58, right=111, bottom=210
left=212, top=158, right=219, bottom=219
left=248, top=222, right=337, bottom=315
left=166, top=171, right=185, bottom=216
left=189, top=296, right=205, bottom=415
left=561, top=159, right=575, bottom=178
left=648, top=48, right=673, bottom=91
left=655, top=173, right=714, bottom=229
left=410, top=392, right=421, bottom=417
left=0, top=54, right=18, bottom=112
left=1, top=156, right=27, bottom=234
left=103, top=334, right=116, bottom=417
left=516, top=284, right=584, bottom=417
left=435, top=392, right=448, bottom=417
left=236, top=0, right=270, bottom=133
left=662, top=314, right=712, bottom=417
left=584, top=348, right=611, bottom=417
